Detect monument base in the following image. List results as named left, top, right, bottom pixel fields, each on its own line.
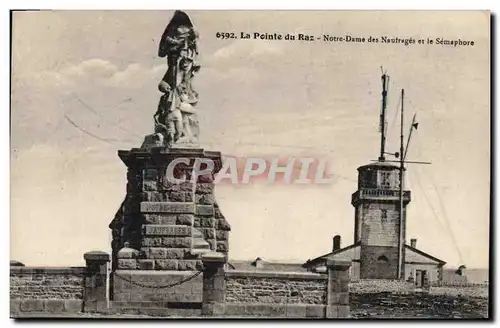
left=109, top=146, right=231, bottom=273
left=112, top=270, right=203, bottom=304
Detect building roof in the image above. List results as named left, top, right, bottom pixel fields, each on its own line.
left=357, top=161, right=400, bottom=171
left=405, top=244, right=446, bottom=265
left=302, top=242, right=361, bottom=268
left=302, top=242, right=446, bottom=268
left=228, top=258, right=307, bottom=272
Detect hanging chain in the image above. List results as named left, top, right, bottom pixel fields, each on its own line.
left=113, top=270, right=202, bottom=289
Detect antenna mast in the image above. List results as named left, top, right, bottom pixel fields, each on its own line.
left=379, top=68, right=389, bottom=161
left=397, top=89, right=405, bottom=280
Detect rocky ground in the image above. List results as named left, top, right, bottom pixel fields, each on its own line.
left=350, top=292, right=489, bottom=319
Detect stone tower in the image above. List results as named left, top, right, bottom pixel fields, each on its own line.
left=351, top=162, right=411, bottom=279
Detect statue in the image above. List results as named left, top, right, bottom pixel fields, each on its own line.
left=142, top=10, right=201, bottom=149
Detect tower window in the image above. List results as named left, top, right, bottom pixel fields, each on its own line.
left=377, top=255, right=389, bottom=263
left=379, top=172, right=391, bottom=189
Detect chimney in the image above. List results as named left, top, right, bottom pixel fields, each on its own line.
left=333, top=235, right=341, bottom=251
left=253, top=257, right=264, bottom=269
left=410, top=238, right=417, bottom=248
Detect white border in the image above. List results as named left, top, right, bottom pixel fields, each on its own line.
left=2, top=1, right=497, bottom=327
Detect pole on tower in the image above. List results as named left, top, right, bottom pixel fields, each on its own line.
left=398, top=89, right=405, bottom=280
left=379, top=69, right=389, bottom=162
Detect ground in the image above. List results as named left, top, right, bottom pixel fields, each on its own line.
left=12, top=293, right=489, bottom=319
left=350, top=292, right=489, bottom=319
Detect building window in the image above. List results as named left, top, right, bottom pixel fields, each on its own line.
left=381, top=209, right=387, bottom=219
left=377, top=255, right=389, bottom=263
left=379, top=171, right=391, bottom=189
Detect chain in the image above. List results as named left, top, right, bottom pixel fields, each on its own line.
left=113, top=270, right=202, bottom=289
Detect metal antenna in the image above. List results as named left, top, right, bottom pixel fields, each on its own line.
left=397, top=89, right=405, bottom=280
left=379, top=69, right=389, bottom=161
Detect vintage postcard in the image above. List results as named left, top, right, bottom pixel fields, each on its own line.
left=10, top=10, right=490, bottom=319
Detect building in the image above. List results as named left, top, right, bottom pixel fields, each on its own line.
left=303, top=161, right=446, bottom=284
left=303, top=73, right=447, bottom=285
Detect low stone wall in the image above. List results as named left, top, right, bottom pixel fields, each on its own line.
left=223, top=270, right=328, bottom=317
left=349, top=279, right=414, bottom=294
left=201, top=254, right=352, bottom=318
left=10, top=267, right=85, bottom=315
left=225, top=271, right=327, bottom=304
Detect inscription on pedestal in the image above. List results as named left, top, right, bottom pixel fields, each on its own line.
left=141, top=202, right=195, bottom=214
left=143, top=225, right=191, bottom=237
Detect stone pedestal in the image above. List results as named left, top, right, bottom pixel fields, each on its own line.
left=326, top=260, right=351, bottom=319
left=109, top=147, right=231, bottom=272
left=201, top=252, right=227, bottom=316
left=83, top=251, right=110, bottom=312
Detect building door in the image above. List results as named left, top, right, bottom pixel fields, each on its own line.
left=415, top=270, right=428, bottom=288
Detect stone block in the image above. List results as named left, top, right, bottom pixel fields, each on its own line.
left=113, top=292, right=131, bottom=302
left=173, top=280, right=196, bottom=294
left=64, top=300, right=83, bottom=313
left=84, top=251, right=110, bottom=262
left=166, top=293, right=202, bottom=303
left=169, top=191, right=185, bottom=202
left=130, top=292, right=167, bottom=302
left=141, top=237, right=163, bottom=247
left=155, top=259, right=179, bottom=270
left=177, top=260, right=203, bottom=271
left=196, top=183, right=214, bottom=194
left=143, top=168, right=158, bottom=181
left=196, top=205, right=214, bottom=216
left=142, top=191, right=168, bottom=202
left=198, top=194, right=215, bottom=205
left=325, top=305, right=338, bottom=318
left=44, top=299, right=65, bottom=313
left=143, top=225, right=191, bottom=237
left=142, top=237, right=191, bottom=248
left=167, top=237, right=192, bottom=248
left=217, top=218, right=231, bottom=231
left=198, top=217, right=216, bottom=228
left=216, top=241, right=229, bottom=252
left=20, top=299, right=44, bottom=312
left=216, top=230, right=229, bottom=241
left=143, top=214, right=177, bottom=225
left=117, top=247, right=140, bottom=259
left=193, top=238, right=210, bottom=249
left=286, top=304, right=307, bottom=318
left=202, top=301, right=225, bottom=316
left=140, top=202, right=195, bottom=214
left=207, top=239, right=216, bottom=250
left=224, top=303, right=247, bottom=316
left=147, top=248, right=186, bottom=259
left=199, top=228, right=215, bottom=239
left=143, top=181, right=158, bottom=191
left=118, top=259, right=138, bottom=270
left=246, top=304, right=286, bottom=317
left=330, top=292, right=349, bottom=305
left=177, top=214, right=194, bottom=226
left=179, top=182, right=195, bottom=192
left=306, top=305, right=325, bottom=318
left=337, top=305, right=349, bottom=318
left=10, top=300, right=21, bottom=314
left=138, top=259, right=155, bottom=270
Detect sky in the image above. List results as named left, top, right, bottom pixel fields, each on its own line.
left=10, top=10, right=490, bottom=268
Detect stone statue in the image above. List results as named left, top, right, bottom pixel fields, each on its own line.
left=142, top=10, right=201, bottom=149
